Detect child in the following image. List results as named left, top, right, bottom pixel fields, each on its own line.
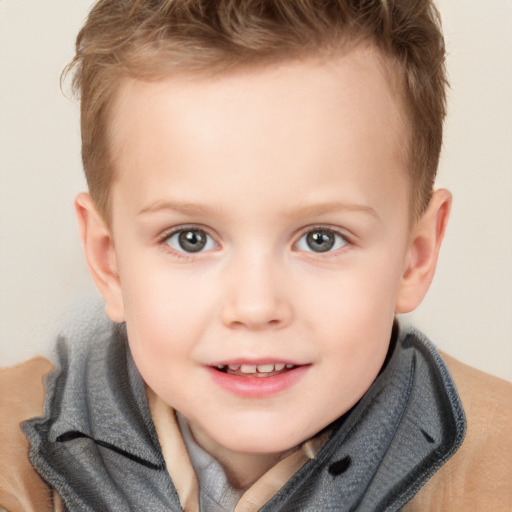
left=0, top=1, right=510, bottom=511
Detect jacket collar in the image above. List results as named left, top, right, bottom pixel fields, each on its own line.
left=41, top=323, right=165, bottom=469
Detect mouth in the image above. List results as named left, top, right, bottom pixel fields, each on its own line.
left=208, top=360, right=309, bottom=397
left=214, top=362, right=298, bottom=378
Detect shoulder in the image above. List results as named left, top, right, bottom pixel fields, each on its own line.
left=0, top=358, right=60, bottom=512
left=442, top=352, right=511, bottom=474
left=405, top=353, right=512, bottom=512
left=0, top=357, right=53, bottom=413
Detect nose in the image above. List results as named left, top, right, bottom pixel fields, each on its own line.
left=220, top=251, right=294, bottom=330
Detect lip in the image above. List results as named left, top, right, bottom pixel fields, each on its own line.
left=210, top=358, right=301, bottom=366
left=207, top=363, right=310, bottom=398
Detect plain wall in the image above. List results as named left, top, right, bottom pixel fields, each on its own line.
left=1, top=0, right=511, bottom=380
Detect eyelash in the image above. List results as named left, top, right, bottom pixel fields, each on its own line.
left=157, top=225, right=352, bottom=259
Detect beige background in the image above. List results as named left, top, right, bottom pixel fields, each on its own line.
left=1, top=1, right=511, bottom=380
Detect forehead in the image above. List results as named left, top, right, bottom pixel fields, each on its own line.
left=108, top=46, right=409, bottom=216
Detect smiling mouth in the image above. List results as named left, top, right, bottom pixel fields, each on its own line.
left=214, top=363, right=298, bottom=377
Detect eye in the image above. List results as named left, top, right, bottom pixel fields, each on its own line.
left=296, top=228, right=347, bottom=253
left=165, top=228, right=216, bottom=253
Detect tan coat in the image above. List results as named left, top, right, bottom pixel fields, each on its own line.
left=1, top=353, right=510, bottom=512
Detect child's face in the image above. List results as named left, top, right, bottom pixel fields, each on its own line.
left=93, top=47, right=420, bottom=455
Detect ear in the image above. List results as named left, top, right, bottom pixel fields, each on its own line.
left=75, top=192, right=125, bottom=323
left=395, top=189, right=452, bottom=314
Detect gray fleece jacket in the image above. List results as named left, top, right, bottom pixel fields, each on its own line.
left=22, top=321, right=465, bottom=511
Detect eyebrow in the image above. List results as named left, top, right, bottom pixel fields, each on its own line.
left=137, top=200, right=379, bottom=220
left=291, top=201, right=380, bottom=220
left=137, top=201, right=221, bottom=217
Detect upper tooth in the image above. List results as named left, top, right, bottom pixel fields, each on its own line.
left=217, top=364, right=226, bottom=370
left=257, top=364, right=274, bottom=373
left=234, top=363, right=293, bottom=374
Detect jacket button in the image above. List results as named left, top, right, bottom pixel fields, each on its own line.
left=328, top=455, right=352, bottom=476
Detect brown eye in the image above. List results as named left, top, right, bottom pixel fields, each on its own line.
left=297, top=229, right=347, bottom=253
left=166, top=229, right=214, bottom=253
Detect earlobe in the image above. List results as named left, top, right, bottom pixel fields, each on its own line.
left=75, top=193, right=125, bottom=323
left=395, top=189, right=452, bottom=314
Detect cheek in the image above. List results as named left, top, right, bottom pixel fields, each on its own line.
left=119, top=260, right=217, bottom=354
left=120, top=268, right=217, bottom=401
left=304, top=262, right=400, bottom=332
left=312, top=288, right=394, bottom=413
left=303, top=255, right=403, bottom=382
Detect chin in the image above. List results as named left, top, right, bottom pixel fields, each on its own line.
left=213, top=422, right=311, bottom=455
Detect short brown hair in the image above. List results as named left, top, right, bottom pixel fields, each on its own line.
left=66, top=0, right=447, bottom=220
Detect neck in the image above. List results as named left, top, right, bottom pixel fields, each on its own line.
left=188, top=423, right=292, bottom=489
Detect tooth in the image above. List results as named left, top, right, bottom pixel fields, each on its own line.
left=257, top=364, right=274, bottom=373
left=286, top=364, right=294, bottom=369
left=275, top=363, right=285, bottom=371
left=240, top=364, right=257, bottom=374
left=228, top=364, right=241, bottom=371
left=217, top=364, right=226, bottom=370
